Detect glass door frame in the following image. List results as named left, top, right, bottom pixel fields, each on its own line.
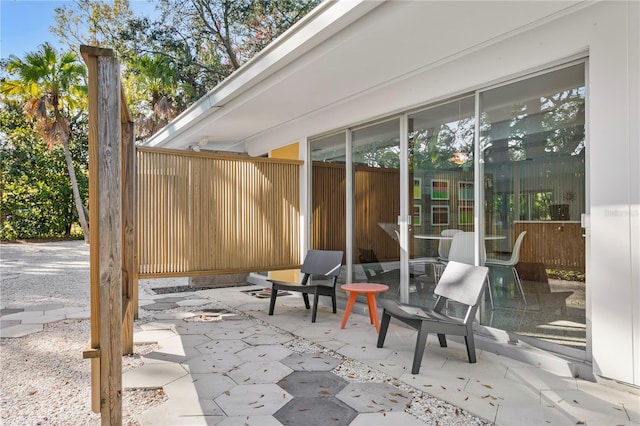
left=398, top=114, right=411, bottom=303
left=313, top=60, right=589, bottom=363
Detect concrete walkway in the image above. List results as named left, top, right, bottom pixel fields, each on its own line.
left=2, top=278, right=639, bottom=425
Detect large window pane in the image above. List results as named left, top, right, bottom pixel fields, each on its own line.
left=480, top=64, right=586, bottom=350
left=310, top=132, right=347, bottom=254
left=351, top=120, right=401, bottom=300
left=408, top=97, right=476, bottom=307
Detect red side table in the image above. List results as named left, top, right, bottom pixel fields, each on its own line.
left=340, top=283, right=389, bottom=332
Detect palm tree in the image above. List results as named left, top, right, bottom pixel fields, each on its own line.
left=1, top=43, right=90, bottom=242
left=125, top=54, right=179, bottom=139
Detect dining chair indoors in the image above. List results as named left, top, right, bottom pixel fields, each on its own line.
left=438, top=229, right=463, bottom=261
left=268, top=249, right=344, bottom=323
left=376, top=261, right=489, bottom=374
left=485, top=231, right=527, bottom=305
left=448, top=231, right=493, bottom=309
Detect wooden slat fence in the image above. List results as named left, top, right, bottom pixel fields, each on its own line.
left=137, top=147, right=302, bottom=277
left=312, top=162, right=346, bottom=252
left=311, top=162, right=402, bottom=262
left=515, top=222, right=585, bottom=272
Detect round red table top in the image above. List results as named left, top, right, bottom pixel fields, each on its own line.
left=341, top=283, right=389, bottom=293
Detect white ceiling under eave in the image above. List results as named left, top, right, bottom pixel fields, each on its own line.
left=144, top=0, right=586, bottom=155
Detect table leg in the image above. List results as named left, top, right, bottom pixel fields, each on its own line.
left=366, top=295, right=375, bottom=325
left=366, top=293, right=380, bottom=333
left=340, top=291, right=359, bottom=329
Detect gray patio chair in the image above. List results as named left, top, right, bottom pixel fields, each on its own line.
left=376, top=261, right=489, bottom=374
left=268, top=249, right=344, bottom=323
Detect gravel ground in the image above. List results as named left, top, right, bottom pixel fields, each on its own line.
left=0, top=241, right=166, bottom=425
left=0, top=319, right=165, bottom=426
left=0, top=241, right=488, bottom=425
left=0, top=241, right=91, bottom=308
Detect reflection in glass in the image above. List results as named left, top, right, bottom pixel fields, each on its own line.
left=407, top=96, right=476, bottom=308
left=351, top=120, right=402, bottom=301
left=480, top=64, right=586, bottom=351
left=310, top=132, right=347, bottom=255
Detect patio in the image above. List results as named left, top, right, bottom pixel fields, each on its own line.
left=124, top=278, right=638, bottom=425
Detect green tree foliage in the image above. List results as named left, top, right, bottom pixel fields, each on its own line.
left=0, top=106, right=88, bottom=240
left=53, top=0, right=321, bottom=139
left=0, top=0, right=320, bottom=240
left=1, top=43, right=90, bottom=241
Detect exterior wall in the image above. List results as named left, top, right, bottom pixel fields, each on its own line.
left=587, top=1, right=639, bottom=386
left=269, top=143, right=301, bottom=283
left=247, top=2, right=640, bottom=386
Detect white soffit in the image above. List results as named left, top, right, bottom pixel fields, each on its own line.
left=145, top=0, right=584, bottom=152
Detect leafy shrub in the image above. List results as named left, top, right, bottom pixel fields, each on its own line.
left=1, top=107, right=88, bottom=240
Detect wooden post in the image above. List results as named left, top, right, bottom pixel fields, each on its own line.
left=81, top=46, right=104, bottom=414
left=97, top=52, right=123, bottom=426
left=121, top=88, right=136, bottom=353
left=81, top=45, right=123, bottom=425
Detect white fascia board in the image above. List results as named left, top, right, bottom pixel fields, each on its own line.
left=144, top=0, right=382, bottom=148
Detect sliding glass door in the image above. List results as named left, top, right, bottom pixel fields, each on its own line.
left=351, top=120, right=402, bottom=300
left=407, top=97, right=477, bottom=308
left=479, top=63, right=586, bottom=352
left=309, top=63, right=587, bottom=355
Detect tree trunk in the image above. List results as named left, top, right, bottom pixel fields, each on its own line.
left=61, top=133, right=90, bottom=243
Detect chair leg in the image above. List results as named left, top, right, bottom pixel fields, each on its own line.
left=485, top=277, right=494, bottom=310
left=412, top=323, right=429, bottom=375
left=376, top=311, right=391, bottom=348
left=302, top=292, right=311, bottom=309
left=331, top=290, right=337, bottom=313
left=512, top=267, right=527, bottom=305
left=464, top=330, right=477, bottom=363
left=311, top=288, right=319, bottom=323
left=268, top=289, right=278, bottom=315
left=437, top=333, right=447, bottom=348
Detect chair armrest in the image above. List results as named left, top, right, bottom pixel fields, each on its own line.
left=380, top=299, right=463, bottom=325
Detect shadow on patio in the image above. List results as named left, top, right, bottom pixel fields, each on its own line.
left=123, top=281, right=637, bottom=426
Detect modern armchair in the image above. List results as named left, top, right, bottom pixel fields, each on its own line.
left=448, top=231, right=493, bottom=308
left=376, top=261, right=489, bottom=374
left=268, top=249, right=344, bottom=323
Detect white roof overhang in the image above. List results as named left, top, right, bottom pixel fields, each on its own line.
left=143, top=0, right=587, bottom=155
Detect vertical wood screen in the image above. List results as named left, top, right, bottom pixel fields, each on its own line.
left=514, top=222, right=585, bottom=272
left=311, top=162, right=401, bottom=262
left=137, top=147, right=302, bottom=277
left=354, top=165, right=401, bottom=262
left=312, top=162, right=346, bottom=252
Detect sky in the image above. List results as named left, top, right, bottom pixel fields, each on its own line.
left=0, top=0, right=158, bottom=60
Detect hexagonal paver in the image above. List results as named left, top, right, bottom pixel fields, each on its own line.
left=140, top=301, right=180, bottom=311
left=214, top=384, right=293, bottom=416
left=164, top=372, right=237, bottom=399
left=206, top=327, right=258, bottom=340
left=195, top=338, right=249, bottom=355
left=277, top=371, right=348, bottom=398
left=236, top=344, right=292, bottom=362
left=336, top=382, right=411, bottom=413
left=122, top=362, right=188, bottom=388
left=217, top=415, right=283, bottom=425
left=281, top=352, right=341, bottom=371
left=136, top=396, right=224, bottom=425
left=215, top=317, right=257, bottom=329
left=176, top=298, right=210, bottom=307
left=227, top=361, right=293, bottom=384
left=184, top=353, right=242, bottom=374
left=173, top=320, right=225, bottom=335
left=242, top=332, right=293, bottom=345
left=274, top=397, right=357, bottom=426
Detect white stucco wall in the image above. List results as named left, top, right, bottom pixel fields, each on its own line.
left=246, top=1, right=640, bottom=386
